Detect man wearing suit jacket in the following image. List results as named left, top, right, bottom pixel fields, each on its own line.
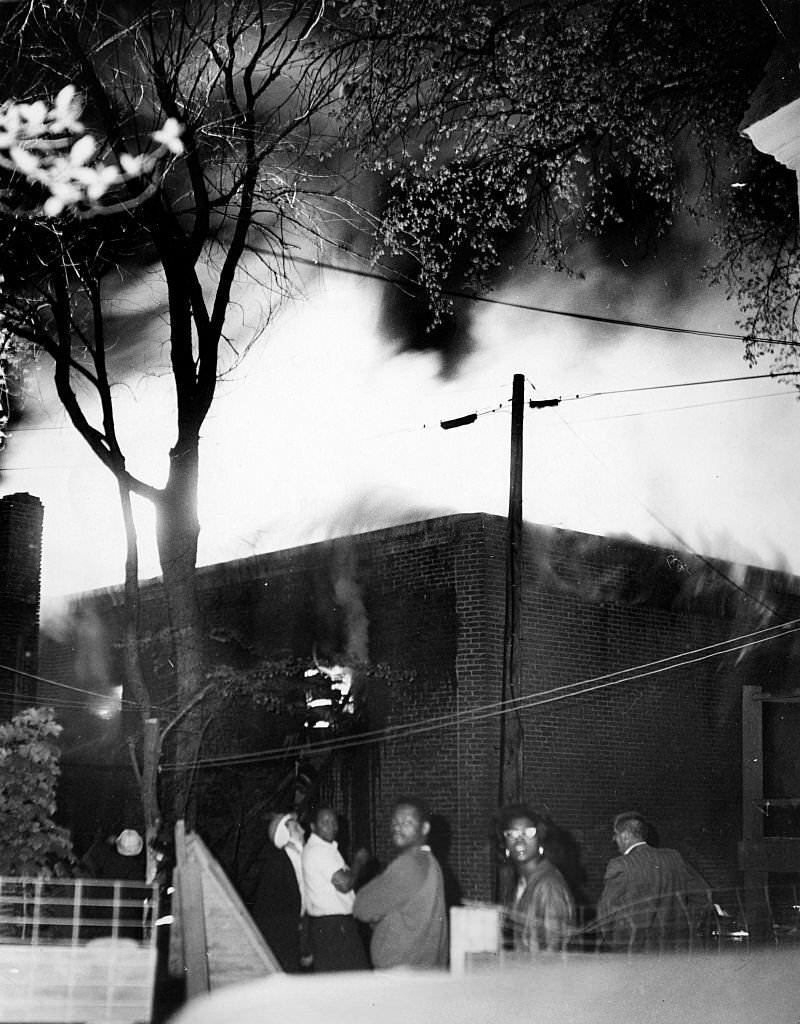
left=596, top=811, right=712, bottom=952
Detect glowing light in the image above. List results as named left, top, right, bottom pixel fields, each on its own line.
left=314, top=662, right=353, bottom=697
left=91, top=684, right=123, bottom=720
left=332, top=677, right=352, bottom=699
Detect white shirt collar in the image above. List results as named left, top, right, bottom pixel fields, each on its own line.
left=307, top=832, right=337, bottom=851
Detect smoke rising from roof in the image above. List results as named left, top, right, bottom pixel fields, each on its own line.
left=2, top=208, right=798, bottom=618
left=331, top=543, right=369, bottom=666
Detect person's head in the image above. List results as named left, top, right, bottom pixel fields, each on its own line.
left=268, top=812, right=305, bottom=850
left=498, top=803, right=551, bottom=873
left=612, top=812, right=649, bottom=854
left=115, top=828, right=144, bottom=857
left=389, top=797, right=431, bottom=851
left=310, top=805, right=339, bottom=844
left=286, top=815, right=305, bottom=847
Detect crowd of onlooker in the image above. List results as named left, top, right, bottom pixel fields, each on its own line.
left=237, top=798, right=712, bottom=972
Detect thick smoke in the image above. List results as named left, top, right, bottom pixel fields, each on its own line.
left=331, top=542, right=369, bottom=665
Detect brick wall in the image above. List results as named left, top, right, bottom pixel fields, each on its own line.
left=439, top=520, right=791, bottom=903
left=40, top=512, right=800, bottom=909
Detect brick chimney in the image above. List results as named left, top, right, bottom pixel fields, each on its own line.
left=0, top=492, right=44, bottom=719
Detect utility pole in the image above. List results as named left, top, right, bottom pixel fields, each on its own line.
left=499, top=374, right=525, bottom=806
left=441, top=376, right=560, bottom=810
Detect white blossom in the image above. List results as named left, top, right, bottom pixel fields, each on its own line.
left=68, top=134, right=96, bottom=166
left=0, top=86, right=184, bottom=216
left=50, top=86, right=84, bottom=134
left=43, top=192, right=70, bottom=217
left=119, top=153, right=145, bottom=175
left=84, top=163, right=122, bottom=200
left=152, top=117, right=184, bottom=155
left=18, top=100, right=48, bottom=134
left=9, top=146, right=41, bottom=176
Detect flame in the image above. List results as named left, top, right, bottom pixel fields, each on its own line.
left=7, top=254, right=800, bottom=616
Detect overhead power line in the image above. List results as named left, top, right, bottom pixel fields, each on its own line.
left=0, top=661, right=173, bottom=714
left=427, top=369, right=797, bottom=434
left=0, top=374, right=793, bottom=465
left=2, top=329, right=796, bottom=453
left=569, top=390, right=796, bottom=423
left=437, top=374, right=783, bottom=617
left=160, top=617, right=800, bottom=772
left=0, top=689, right=118, bottom=714
left=292, top=254, right=799, bottom=347
left=563, top=370, right=800, bottom=402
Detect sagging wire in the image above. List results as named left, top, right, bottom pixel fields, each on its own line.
left=160, top=615, right=800, bottom=772
left=0, top=661, right=174, bottom=714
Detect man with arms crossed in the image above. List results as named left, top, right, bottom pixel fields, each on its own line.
left=302, top=805, right=369, bottom=971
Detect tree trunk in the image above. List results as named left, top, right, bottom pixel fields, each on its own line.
left=117, top=477, right=163, bottom=881
left=155, top=435, right=205, bottom=827
left=141, top=719, right=162, bottom=882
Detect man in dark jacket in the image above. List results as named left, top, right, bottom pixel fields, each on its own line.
left=241, top=812, right=310, bottom=972
left=596, top=811, right=712, bottom=952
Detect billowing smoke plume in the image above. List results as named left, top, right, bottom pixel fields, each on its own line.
left=331, top=543, right=369, bottom=665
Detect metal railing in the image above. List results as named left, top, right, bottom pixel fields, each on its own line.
left=451, top=883, right=800, bottom=972
left=0, top=876, right=159, bottom=945
left=572, top=883, right=800, bottom=954
left=0, top=876, right=160, bottom=1023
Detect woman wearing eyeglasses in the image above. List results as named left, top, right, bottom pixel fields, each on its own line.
left=498, top=803, right=575, bottom=954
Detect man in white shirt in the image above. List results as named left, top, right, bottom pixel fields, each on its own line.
left=302, top=806, right=369, bottom=971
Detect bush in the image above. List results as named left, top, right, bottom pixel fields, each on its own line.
left=0, top=706, right=74, bottom=876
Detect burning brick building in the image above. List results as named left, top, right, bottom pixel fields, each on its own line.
left=40, top=512, right=800, bottom=907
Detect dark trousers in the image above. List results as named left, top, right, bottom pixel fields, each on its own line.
left=308, top=914, right=369, bottom=972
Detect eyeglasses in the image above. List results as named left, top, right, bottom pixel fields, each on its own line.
left=503, top=827, right=537, bottom=841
